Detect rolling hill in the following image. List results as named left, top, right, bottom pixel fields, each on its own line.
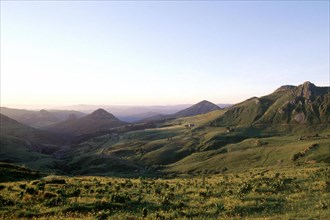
left=141, top=100, right=221, bottom=122
left=0, top=114, right=66, bottom=172
left=48, top=108, right=127, bottom=136
left=0, top=114, right=65, bottom=145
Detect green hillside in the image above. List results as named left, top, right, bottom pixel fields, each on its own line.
left=212, top=82, right=329, bottom=127
left=0, top=162, right=45, bottom=182
left=0, top=82, right=329, bottom=177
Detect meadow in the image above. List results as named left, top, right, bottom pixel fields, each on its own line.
left=0, top=164, right=329, bottom=219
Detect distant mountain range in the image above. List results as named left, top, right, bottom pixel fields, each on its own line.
left=59, top=103, right=231, bottom=122
left=0, top=107, right=86, bottom=128
left=0, top=103, right=230, bottom=125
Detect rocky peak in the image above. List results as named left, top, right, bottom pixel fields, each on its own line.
left=296, top=81, right=317, bottom=99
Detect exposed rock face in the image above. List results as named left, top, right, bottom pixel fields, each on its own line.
left=293, top=112, right=306, bottom=123
left=295, top=81, right=317, bottom=99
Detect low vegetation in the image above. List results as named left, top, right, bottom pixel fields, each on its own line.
left=0, top=165, right=329, bottom=219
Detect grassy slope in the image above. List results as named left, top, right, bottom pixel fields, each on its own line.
left=165, top=134, right=330, bottom=174
left=2, top=106, right=328, bottom=178
left=0, top=165, right=329, bottom=219
left=58, top=108, right=330, bottom=176
left=0, top=162, right=45, bottom=182
left=59, top=110, right=227, bottom=175
left=0, top=136, right=61, bottom=173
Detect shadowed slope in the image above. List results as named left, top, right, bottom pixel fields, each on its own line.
left=48, top=108, right=127, bottom=136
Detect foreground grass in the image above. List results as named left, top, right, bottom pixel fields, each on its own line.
left=0, top=165, right=329, bottom=219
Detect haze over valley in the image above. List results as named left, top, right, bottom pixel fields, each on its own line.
left=0, top=1, right=329, bottom=219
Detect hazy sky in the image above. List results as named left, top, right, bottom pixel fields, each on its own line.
left=1, top=1, right=329, bottom=107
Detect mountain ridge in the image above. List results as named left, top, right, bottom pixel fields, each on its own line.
left=212, top=81, right=329, bottom=127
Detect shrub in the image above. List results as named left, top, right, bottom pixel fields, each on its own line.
left=46, top=179, right=66, bottom=184
left=317, top=201, right=328, bottom=210
left=43, top=191, right=57, bottom=199
left=44, top=196, right=63, bottom=207
left=19, top=184, right=26, bottom=189
left=96, top=210, right=111, bottom=220
left=36, top=182, right=45, bottom=190
left=111, top=193, right=130, bottom=203
left=291, top=152, right=304, bottom=161
left=154, top=187, right=161, bottom=195
left=66, top=188, right=81, bottom=197
left=0, top=195, right=15, bottom=206
left=26, top=187, right=36, bottom=195
left=142, top=207, right=148, bottom=218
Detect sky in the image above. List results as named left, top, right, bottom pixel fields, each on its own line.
left=1, top=1, right=329, bottom=107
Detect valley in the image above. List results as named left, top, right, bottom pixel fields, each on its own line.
left=0, top=82, right=329, bottom=219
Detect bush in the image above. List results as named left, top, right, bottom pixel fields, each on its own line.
left=26, top=187, right=37, bottom=195
left=111, top=193, right=130, bottom=203
left=142, top=207, right=148, bottom=218
left=19, top=184, right=26, bottom=190
left=0, top=195, right=15, bottom=206
left=43, top=191, right=57, bottom=199
left=36, top=182, right=45, bottom=190
left=44, top=196, right=63, bottom=207
left=96, top=210, right=111, bottom=220
left=46, top=179, right=66, bottom=184
left=66, top=188, right=81, bottom=197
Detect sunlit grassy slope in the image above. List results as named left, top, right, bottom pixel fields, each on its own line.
left=0, top=165, right=329, bottom=219
left=57, top=109, right=330, bottom=177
